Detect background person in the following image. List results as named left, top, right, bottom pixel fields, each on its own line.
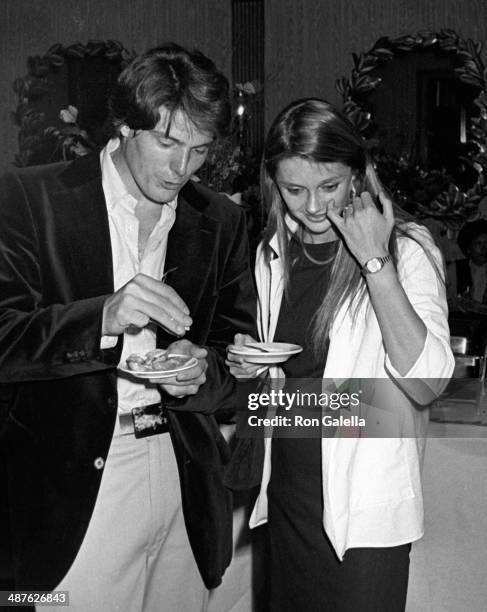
left=0, top=43, right=255, bottom=612
left=451, top=219, right=487, bottom=302
left=447, top=219, right=487, bottom=355
left=227, top=98, right=454, bottom=612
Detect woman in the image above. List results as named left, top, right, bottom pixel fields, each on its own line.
left=226, top=99, right=454, bottom=611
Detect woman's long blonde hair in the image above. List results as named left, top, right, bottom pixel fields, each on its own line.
left=261, top=98, right=438, bottom=358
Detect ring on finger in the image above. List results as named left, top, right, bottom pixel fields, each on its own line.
left=343, top=204, right=354, bottom=216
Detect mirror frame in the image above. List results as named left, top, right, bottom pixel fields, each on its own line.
left=336, top=29, right=487, bottom=227
left=12, top=40, right=135, bottom=167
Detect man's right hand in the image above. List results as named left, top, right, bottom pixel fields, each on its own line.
left=102, top=273, right=192, bottom=336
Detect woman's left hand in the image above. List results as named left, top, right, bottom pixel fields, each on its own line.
left=226, top=333, right=267, bottom=379
left=327, top=191, right=395, bottom=266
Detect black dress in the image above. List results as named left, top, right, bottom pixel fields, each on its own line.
left=268, top=239, right=411, bottom=612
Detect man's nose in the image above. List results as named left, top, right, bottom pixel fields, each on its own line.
left=170, top=149, right=190, bottom=177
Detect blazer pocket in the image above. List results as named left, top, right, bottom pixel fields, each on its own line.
left=3, top=413, right=38, bottom=445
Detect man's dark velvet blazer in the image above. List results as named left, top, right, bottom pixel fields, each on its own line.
left=0, top=153, right=256, bottom=591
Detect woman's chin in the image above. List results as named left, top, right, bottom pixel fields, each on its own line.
left=302, top=222, right=338, bottom=244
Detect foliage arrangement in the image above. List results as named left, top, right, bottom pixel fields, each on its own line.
left=12, top=40, right=134, bottom=167
left=336, top=29, right=487, bottom=228
left=198, top=80, right=262, bottom=195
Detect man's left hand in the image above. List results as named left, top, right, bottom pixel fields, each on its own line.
left=151, top=339, right=208, bottom=398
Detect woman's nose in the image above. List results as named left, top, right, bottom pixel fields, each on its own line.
left=305, top=192, right=325, bottom=213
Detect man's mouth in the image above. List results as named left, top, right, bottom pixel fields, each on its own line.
left=161, top=179, right=184, bottom=189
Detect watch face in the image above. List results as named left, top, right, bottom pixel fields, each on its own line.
left=366, top=258, right=382, bottom=273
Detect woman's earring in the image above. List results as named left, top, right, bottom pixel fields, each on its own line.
left=120, top=125, right=131, bottom=137
left=350, top=182, right=357, bottom=202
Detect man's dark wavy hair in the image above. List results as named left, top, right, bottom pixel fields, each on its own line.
left=109, top=42, right=231, bottom=138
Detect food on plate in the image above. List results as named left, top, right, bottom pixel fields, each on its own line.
left=126, top=350, right=192, bottom=372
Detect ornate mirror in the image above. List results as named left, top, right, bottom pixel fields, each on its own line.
left=12, top=40, right=135, bottom=167
left=336, top=29, right=487, bottom=227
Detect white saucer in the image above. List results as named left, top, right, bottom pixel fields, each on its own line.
left=229, top=342, right=303, bottom=364
left=119, top=354, right=198, bottom=380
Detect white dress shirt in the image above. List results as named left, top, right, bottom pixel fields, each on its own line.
left=100, top=138, right=177, bottom=413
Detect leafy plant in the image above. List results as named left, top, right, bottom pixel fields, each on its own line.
left=198, top=80, right=262, bottom=197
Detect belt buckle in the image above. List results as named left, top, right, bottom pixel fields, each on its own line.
left=131, top=403, right=169, bottom=438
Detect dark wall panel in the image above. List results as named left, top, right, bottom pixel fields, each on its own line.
left=264, top=0, right=487, bottom=130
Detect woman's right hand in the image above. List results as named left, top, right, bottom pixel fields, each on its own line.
left=226, top=333, right=267, bottom=379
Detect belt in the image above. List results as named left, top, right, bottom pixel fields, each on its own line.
left=117, top=402, right=170, bottom=438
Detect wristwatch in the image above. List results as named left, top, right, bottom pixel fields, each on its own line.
left=361, top=254, right=392, bottom=275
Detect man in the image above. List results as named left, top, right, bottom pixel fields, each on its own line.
left=0, top=43, right=255, bottom=611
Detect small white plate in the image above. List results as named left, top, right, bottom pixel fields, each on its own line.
left=119, top=354, right=198, bottom=380
left=229, top=342, right=303, bottom=364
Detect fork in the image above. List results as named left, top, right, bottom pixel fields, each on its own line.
left=244, top=342, right=283, bottom=353
left=161, top=266, right=178, bottom=282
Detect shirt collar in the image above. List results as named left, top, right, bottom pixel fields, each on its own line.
left=269, top=214, right=299, bottom=255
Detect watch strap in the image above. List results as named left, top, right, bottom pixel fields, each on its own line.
left=361, top=254, right=392, bottom=275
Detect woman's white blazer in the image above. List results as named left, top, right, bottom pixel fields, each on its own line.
left=249, top=221, right=455, bottom=559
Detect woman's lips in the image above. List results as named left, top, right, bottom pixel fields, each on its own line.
left=305, top=213, right=328, bottom=223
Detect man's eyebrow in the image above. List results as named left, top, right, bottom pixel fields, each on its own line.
left=153, top=131, right=213, bottom=148
left=191, top=140, right=213, bottom=148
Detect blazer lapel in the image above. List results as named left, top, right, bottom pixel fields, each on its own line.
left=164, top=183, right=219, bottom=312
left=52, top=155, right=114, bottom=299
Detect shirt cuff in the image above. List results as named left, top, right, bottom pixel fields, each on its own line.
left=100, top=335, right=119, bottom=350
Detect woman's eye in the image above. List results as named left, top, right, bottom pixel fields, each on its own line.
left=286, top=187, right=302, bottom=196
left=321, top=183, right=338, bottom=192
